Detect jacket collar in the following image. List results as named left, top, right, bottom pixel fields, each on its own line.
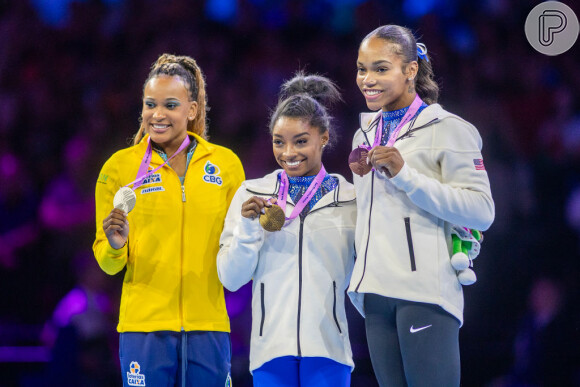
left=133, top=132, right=213, bottom=165
left=358, top=103, right=450, bottom=144
left=245, top=169, right=355, bottom=210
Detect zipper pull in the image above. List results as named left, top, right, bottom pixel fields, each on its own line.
left=181, top=185, right=186, bottom=202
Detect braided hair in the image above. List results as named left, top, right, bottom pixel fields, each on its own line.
left=133, top=54, right=208, bottom=145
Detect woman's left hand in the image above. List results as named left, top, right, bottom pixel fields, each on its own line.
left=367, top=146, right=405, bottom=177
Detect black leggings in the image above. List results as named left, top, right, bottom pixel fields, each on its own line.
left=364, top=294, right=461, bottom=387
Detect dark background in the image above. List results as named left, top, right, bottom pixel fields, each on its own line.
left=0, top=0, right=579, bottom=386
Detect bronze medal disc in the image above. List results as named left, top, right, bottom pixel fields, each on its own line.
left=348, top=147, right=372, bottom=177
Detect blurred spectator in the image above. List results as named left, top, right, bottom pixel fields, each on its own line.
left=0, top=150, right=40, bottom=269
left=40, top=252, right=119, bottom=386
left=38, top=133, right=97, bottom=264
left=488, top=277, right=580, bottom=387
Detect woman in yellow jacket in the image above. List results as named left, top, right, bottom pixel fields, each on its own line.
left=93, top=54, right=244, bottom=387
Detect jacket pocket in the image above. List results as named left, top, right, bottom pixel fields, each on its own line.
left=404, top=217, right=417, bottom=271
left=332, top=281, right=342, bottom=334
left=260, top=282, right=265, bottom=336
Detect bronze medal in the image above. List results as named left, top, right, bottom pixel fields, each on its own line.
left=348, top=146, right=372, bottom=177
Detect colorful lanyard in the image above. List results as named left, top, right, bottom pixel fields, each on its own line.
left=367, top=94, right=424, bottom=150
left=124, top=135, right=191, bottom=190
left=277, top=164, right=326, bottom=221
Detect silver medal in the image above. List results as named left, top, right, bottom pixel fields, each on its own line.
left=113, top=186, right=137, bottom=213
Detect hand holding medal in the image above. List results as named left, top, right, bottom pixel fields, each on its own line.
left=349, top=94, right=423, bottom=177
left=261, top=165, right=326, bottom=232
left=259, top=201, right=285, bottom=232
left=244, top=166, right=327, bottom=232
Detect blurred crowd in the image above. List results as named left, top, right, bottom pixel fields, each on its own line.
left=0, top=0, right=578, bottom=385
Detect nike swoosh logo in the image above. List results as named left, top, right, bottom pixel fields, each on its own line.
left=410, top=324, right=432, bottom=333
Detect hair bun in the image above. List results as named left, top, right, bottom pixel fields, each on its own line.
left=280, top=71, right=342, bottom=108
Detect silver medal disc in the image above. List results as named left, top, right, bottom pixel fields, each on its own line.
left=113, top=186, right=137, bottom=213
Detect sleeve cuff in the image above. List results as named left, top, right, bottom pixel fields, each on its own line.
left=105, top=242, right=127, bottom=258
left=237, top=216, right=264, bottom=241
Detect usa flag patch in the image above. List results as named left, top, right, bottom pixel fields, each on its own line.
left=473, top=159, right=485, bottom=171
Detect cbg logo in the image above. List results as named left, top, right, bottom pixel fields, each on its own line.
left=525, top=1, right=579, bottom=56
left=202, top=161, right=223, bottom=186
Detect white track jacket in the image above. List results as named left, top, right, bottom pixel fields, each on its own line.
left=347, top=104, right=495, bottom=325
left=218, top=170, right=356, bottom=372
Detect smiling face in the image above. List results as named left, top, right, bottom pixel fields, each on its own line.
left=356, top=36, right=417, bottom=112
left=142, top=75, right=197, bottom=154
left=272, top=116, right=328, bottom=177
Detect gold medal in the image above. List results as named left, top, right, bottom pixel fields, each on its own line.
left=259, top=204, right=285, bottom=232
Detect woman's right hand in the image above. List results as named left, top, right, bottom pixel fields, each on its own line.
left=102, top=208, right=129, bottom=249
left=241, top=197, right=273, bottom=219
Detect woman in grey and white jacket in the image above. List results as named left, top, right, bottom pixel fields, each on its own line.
left=218, top=73, right=356, bottom=386
left=347, top=25, right=494, bottom=387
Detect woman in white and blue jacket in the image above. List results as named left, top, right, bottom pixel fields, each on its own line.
left=347, top=25, right=495, bottom=387
left=218, top=73, right=356, bottom=387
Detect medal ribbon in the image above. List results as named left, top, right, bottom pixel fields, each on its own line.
left=277, top=164, right=326, bottom=221
left=366, top=94, right=424, bottom=150
left=124, top=135, right=191, bottom=190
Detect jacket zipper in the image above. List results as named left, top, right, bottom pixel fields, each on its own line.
left=355, top=172, right=375, bottom=291
left=297, top=217, right=304, bottom=356
left=179, top=183, right=186, bottom=328
left=404, top=217, right=417, bottom=271
left=260, top=283, right=265, bottom=336
left=249, top=183, right=354, bottom=350
left=351, top=115, right=436, bottom=288
left=332, top=281, right=342, bottom=334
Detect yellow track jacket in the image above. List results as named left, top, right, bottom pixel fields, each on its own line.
left=93, top=133, right=244, bottom=333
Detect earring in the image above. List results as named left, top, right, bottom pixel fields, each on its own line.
left=188, top=116, right=194, bottom=121
left=408, top=77, right=413, bottom=81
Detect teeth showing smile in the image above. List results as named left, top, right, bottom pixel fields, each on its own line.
left=365, top=90, right=382, bottom=96
left=286, top=161, right=301, bottom=166
left=153, top=124, right=169, bottom=129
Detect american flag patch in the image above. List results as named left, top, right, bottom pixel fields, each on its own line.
left=473, top=159, right=485, bottom=170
